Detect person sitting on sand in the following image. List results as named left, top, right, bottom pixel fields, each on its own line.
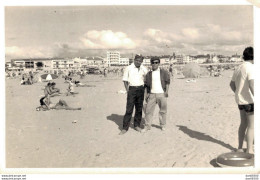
left=66, top=78, right=79, bottom=96
left=44, top=82, right=61, bottom=97
left=36, top=95, right=81, bottom=111
left=50, top=82, right=61, bottom=94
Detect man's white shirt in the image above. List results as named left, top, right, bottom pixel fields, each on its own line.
left=151, top=68, right=164, bottom=93
left=123, top=63, right=148, bottom=86
left=231, top=61, right=254, bottom=105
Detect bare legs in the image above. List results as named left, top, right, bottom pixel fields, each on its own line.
left=246, top=112, right=254, bottom=154
left=54, top=100, right=81, bottom=110
left=238, top=110, right=254, bottom=154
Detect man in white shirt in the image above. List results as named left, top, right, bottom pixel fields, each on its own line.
left=230, top=46, right=254, bottom=154
left=119, top=54, right=148, bottom=135
left=142, top=57, right=170, bottom=132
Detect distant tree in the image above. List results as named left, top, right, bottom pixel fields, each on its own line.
left=36, top=62, right=44, bottom=68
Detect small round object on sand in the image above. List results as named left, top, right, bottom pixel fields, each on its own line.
left=216, top=152, right=254, bottom=168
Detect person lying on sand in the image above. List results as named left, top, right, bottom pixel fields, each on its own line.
left=36, top=96, right=81, bottom=111
left=74, top=80, right=95, bottom=87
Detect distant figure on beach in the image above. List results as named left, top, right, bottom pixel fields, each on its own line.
left=169, top=64, right=173, bottom=77
left=36, top=96, right=81, bottom=111
left=230, top=46, right=254, bottom=154
left=142, top=57, right=170, bottom=132
left=119, top=54, right=148, bottom=135
left=74, top=80, right=93, bottom=87
left=66, top=78, right=79, bottom=96
left=103, top=68, right=108, bottom=77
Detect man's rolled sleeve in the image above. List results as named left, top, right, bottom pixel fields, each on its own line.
left=122, top=66, right=129, bottom=82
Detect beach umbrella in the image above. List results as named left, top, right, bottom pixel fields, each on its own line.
left=41, top=73, right=58, bottom=80
left=183, top=63, right=200, bottom=78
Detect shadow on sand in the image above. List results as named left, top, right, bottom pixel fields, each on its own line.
left=210, top=158, right=221, bottom=168
left=176, top=125, right=236, bottom=151
left=107, top=113, right=145, bottom=130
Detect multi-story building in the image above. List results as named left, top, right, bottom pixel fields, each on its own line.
left=86, top=57, right=105, bottom=66
left=107, top=51, right=120, bottom=66
left=119, top=57, right=129, bottom=66
left=142, top=58, right=151, bottom=66
left=52, top=58, right=74, bottom=70
left=176, top=55, right=184, bottom=64
left=230, top=55, right=242, bottom=62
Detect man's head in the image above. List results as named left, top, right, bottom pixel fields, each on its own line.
left=134, top=54, right=144, bottom=68
left=51, top=82, right=56, bottom=87
left=150, top=57, right=160, bottom=70
left=243, top=47, right=254, bottom=61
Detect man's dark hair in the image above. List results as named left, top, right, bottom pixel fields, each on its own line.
left=243, top=47, right=254, bottom=61
left=134, top=54, right=144, bottom=60
left=150, top=56, right=160, bottom=63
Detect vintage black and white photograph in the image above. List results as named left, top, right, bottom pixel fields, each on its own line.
left=2, top=0, right=259, bottom=173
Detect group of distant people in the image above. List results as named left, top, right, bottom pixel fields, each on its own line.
left=119, top=47, right=254, bottom=155
left=20, top=71, right=34, bottom=85
left=36, top=80, right=83, bottom=111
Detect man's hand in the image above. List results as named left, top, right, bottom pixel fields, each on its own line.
left=145, top=93, right=150, bottom=103
left=164, top=92, right=169, bottom=98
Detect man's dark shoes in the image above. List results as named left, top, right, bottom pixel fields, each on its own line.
left=134, top=127, right=142, bottom=132
left=119, top=130, right=127, bottom=135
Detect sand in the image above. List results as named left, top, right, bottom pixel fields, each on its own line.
left=5, top=70, right=243, bottom=168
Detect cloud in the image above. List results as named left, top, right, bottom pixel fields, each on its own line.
left=5, top=46, right=49, bottom=59
left=182, top=28, right=199, bottom=39
left=80, top=30, right=137, bottom=49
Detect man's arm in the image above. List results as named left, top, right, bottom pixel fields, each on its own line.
left=123, top=81, right=129, bottom=92
left=249, top=79, right=254, bottom=96
left=164, top=84, right=169, bottom=97
left=43, top=95, right=51, bottom=110
left=230, top=81, right=236, bottom=93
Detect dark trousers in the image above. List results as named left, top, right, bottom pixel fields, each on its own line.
left=123, top=86, right=145, bottom=131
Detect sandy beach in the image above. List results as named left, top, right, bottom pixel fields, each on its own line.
left=5, top=70, right=242, bottom=168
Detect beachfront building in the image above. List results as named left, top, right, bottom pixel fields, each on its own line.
left=72, top=57, right=87, bottom=69
left=119, top=57, right=130, bottom=66
left=176, top=55, right=184, bottom=64
left=183, top=55, right=196, bottom=64
left=142, top=58, right=151, bottom=66
left=52, top=58, right=74, bottom=70
left=86, top=57, right=105, bottom=67
left=10, top=58, right=55, bottom=72
left=169, top=56, right=177, bottom=64
left=230, top=55, right=242, bottom=62
left=107, top=51, right=120, bottom=66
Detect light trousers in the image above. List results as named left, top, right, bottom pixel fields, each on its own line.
left=145, top=93, right=167, bottom=128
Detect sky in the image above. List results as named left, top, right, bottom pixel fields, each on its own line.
left=5, top=5, right=253, bottom=61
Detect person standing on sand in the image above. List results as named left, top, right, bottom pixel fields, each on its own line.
left=142, top=57, right=170, bottom=132
left=230, top=46, right=254, bottom=154
left=119, top=54, right=148, bottom=135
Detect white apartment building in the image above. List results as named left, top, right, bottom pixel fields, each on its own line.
left=196, top=58, right=207, bottom=64
left=176, top=55, right=184, bottom=64
left=119, top=57, right=130, bottom=66
left=107, top=51, right=120, bottom=66
left=52, top=59, right=74, bottom=70
left=142, top=58, right=151, bottom=66
left=160, top=58, right=170, bottom=65
left=230, top=56, right=242, bottom=62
